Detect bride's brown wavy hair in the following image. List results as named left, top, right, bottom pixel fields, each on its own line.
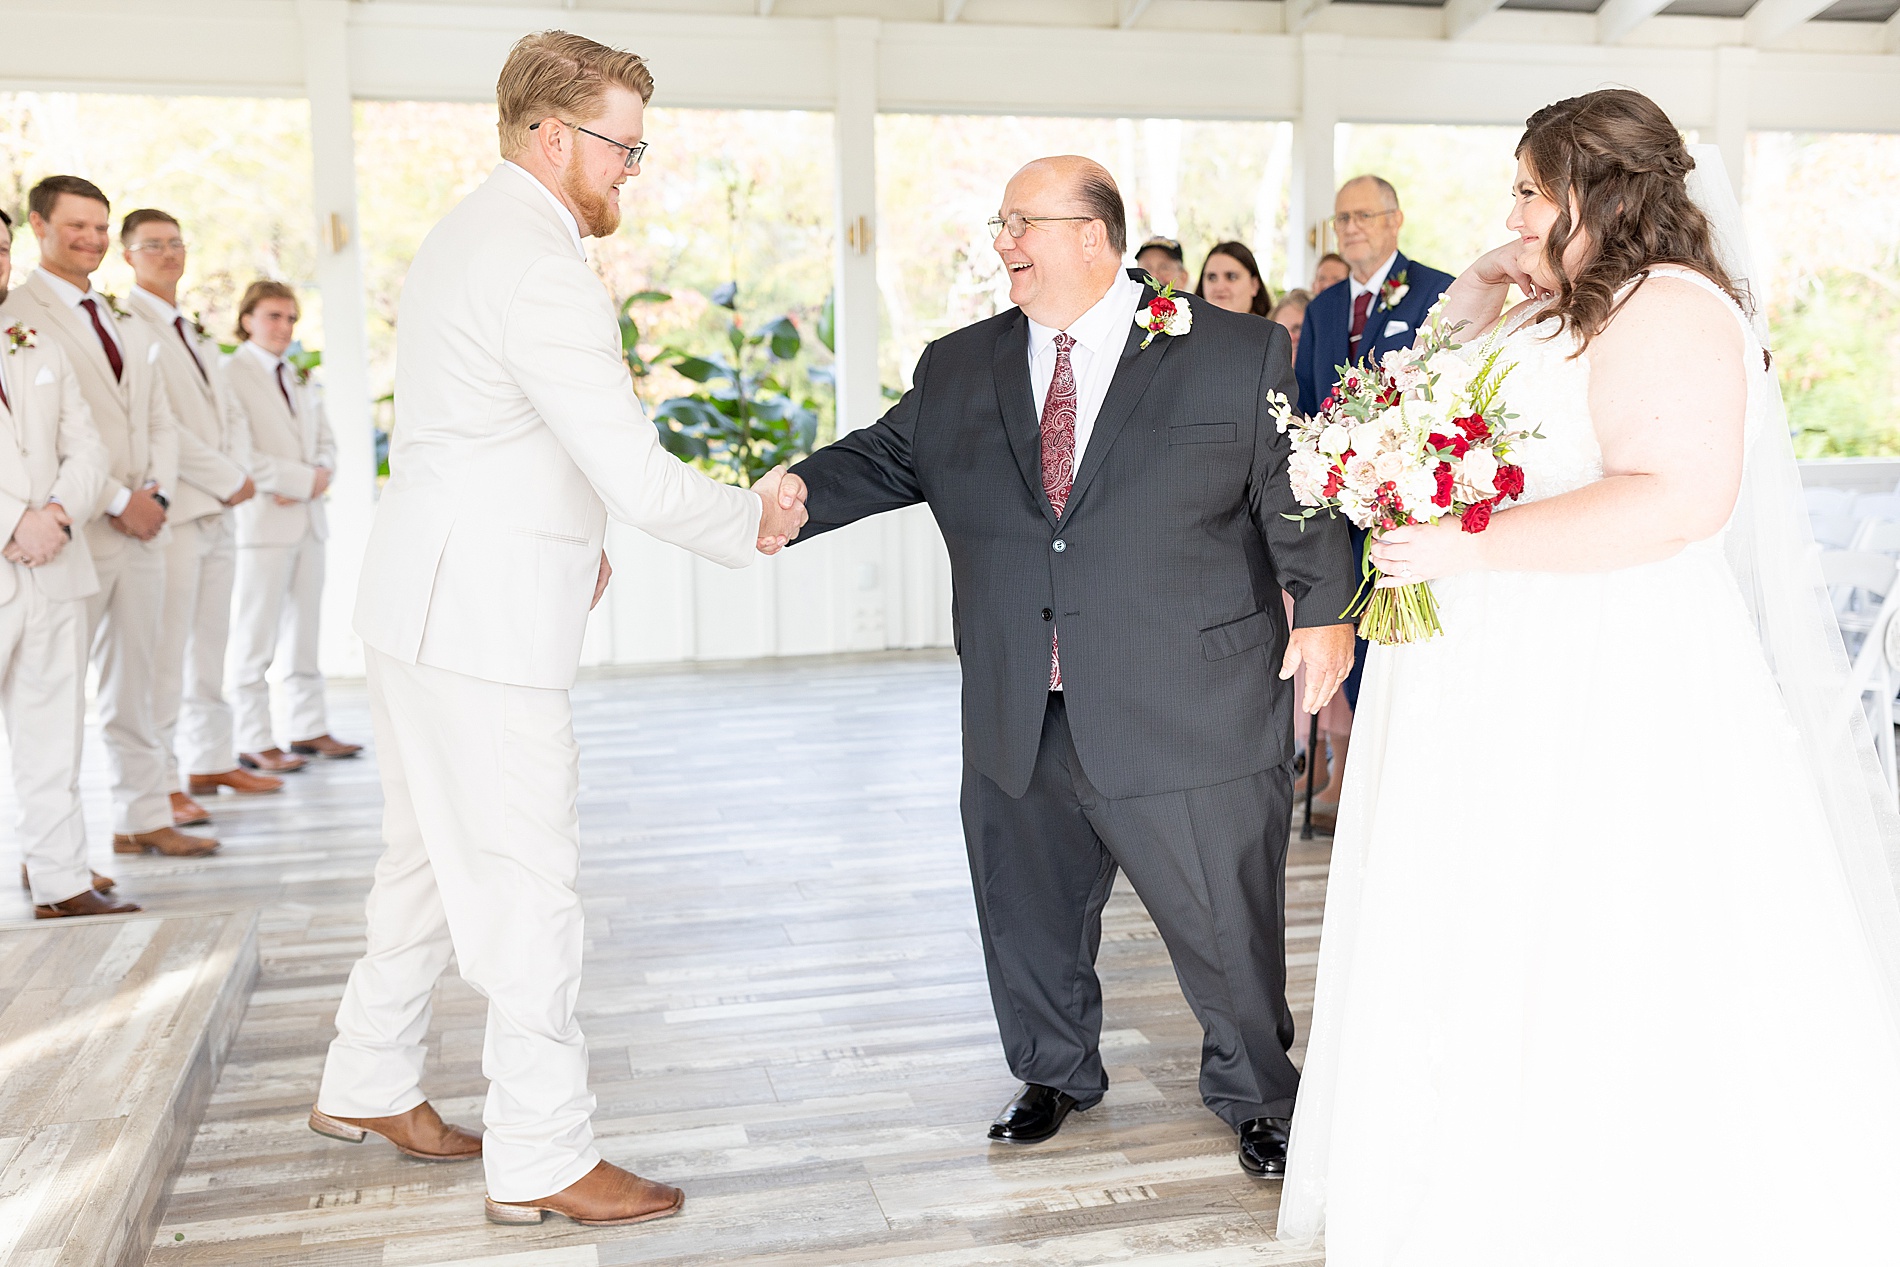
left=1517, top=88, right=1748, bottom=354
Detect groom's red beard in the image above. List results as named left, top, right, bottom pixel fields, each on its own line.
left=563, top=162, right=621, bottom=238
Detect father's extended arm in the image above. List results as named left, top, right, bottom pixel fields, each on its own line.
left=784, top=344, right=935, bottom=541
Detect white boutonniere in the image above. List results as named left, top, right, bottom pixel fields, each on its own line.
left=102, top=292, right=131, bottom=320
left=1134, top=284, right=1192, bottom=350
left=189, top=311, right=209, bottom=340
left=4, top=322, right=36, bottom=353
left=1380, top=268, right=1410, bottom=310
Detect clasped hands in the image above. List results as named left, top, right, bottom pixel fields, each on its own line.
left=274, top=466, right=331, bottom=507
left=3, top=503, right=73, bottom=568
left=107, top=483, right=167, bottom=541
left=753, top=465, right=809, bottom=555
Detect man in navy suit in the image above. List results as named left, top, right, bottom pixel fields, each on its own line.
left=1293, top=175, right=1454, bottom=709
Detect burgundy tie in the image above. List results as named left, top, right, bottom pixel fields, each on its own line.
left=81, top=298, right=124, bottom=381
left=174, top=317, right=208, bottom=384
left=1040, top=333, right=1078, bottom=689
left=275, top=362, right=296, bottom=414
left=1348, top=289, right=1374, bottom=361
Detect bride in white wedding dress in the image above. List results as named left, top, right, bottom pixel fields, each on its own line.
left=1277, top=89, right=1900, bottom=1265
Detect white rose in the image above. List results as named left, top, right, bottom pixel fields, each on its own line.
left=1288, top=449, right=1332, bottom=505
left=1169, top=301, right=1193, bottom=335
left=1426, top=351, right=1475, bottom=402
left=1456, top=449, right=1498, bottom=501
left=1344, top=454, right=1380, bottom=493
left=1317, top=423, right=1352, bottom=457
left=1373, top=450, right=1411, bottom=483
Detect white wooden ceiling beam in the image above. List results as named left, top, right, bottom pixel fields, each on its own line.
left=1886, top=8, right=1900, bottom=52
left=1444, top=0, right=1508, bottom=38
left=1745, top=0, right=1838, bottom=45
left=1596, top=0, right=1674, bottom=43
left=1285, top=0, right=1333, bottom=33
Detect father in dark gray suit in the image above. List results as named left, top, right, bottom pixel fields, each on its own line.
left=785, top=156, right=1356, bottom=1176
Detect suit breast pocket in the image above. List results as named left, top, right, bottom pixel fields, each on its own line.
left=1168, top=423, right=1238, bottom=445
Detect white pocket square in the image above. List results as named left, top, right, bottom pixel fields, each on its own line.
left=1382, top=320, right=1410, bottom=337
left=34, top=366, right=54, bottom=387
left=147, top=342, right=161, bottom=364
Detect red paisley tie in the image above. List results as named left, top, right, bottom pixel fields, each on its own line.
left=1348, top=289, right=1374, bottom=361
left=1041, top=333, right=1077, bottom=689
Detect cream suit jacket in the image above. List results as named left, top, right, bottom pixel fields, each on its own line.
left=222, top=346, right=335, bottom=547
left=126, top=288, right=248, bottom=524
left=0, top=312, right=109, bottom=606
left=355, top=164, right=762, bottom=690
left=7, top=272, right=179, bottom=560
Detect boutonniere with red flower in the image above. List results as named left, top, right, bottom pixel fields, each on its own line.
left=1134, top=282, right=1193, bottom=350
left=1380, top=267, right=1411, bottom=310
left=4, top=322, right=36, bottom=353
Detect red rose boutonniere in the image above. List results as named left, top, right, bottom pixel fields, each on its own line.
left=1134, top=282, right=1193, bottom=350
left=1380, top=267, right=1411, bottom=310
left=4, top=322, right=36, bottom=353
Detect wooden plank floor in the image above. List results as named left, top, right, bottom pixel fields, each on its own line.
left=1, top=651, right=1331, bottom=1266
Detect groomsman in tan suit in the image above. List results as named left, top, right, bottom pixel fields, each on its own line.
left=121, top=210, right=285, bottom=828
left=222, top=280, right=360, bottom=772
left=313, top=31, right=806, bottom=1227
left=9, top=176, right=217, bottom=862
left=0, top=209, right=136, bottom=917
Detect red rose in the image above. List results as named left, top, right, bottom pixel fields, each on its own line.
left=1323, top=470, right=1344, bottom=497
left=1432, top=462, right=1454, bottom=508
left=1427, top=431, right=1470, bottom=459
left=1460, top=501, right=1494, bottom=533
left=1494, top=464, right=1525, bottom=499
left=1150, top=297, right=1176, bottom=318
left=1455, top=414, right=1491, bottom=442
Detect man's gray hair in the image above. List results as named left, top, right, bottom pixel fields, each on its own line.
left=1343, top=174, right=1401, bottom=209
left=1077, top=171, right=1127, bottom=255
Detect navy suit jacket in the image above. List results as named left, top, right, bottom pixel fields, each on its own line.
left=1293, top=251, right=1456, bottom=417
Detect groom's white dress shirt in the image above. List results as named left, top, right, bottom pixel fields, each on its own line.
left=1027, top=272, right=1142, bottom=470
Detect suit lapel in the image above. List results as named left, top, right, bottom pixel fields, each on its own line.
left=27, top=275, right=125, bottom=404
left=993, top=314, right=1058, bottom=528
left=1062, top=299, right=1171, bottom=521
left=1360, top=251, right=1410, bottom=363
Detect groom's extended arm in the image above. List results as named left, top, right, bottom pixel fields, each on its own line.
left=1251, top=325, right=1357, bottom=629
left=786, top=343, right=934, bottom=543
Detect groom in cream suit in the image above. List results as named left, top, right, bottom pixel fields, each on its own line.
left=313, top=31, right=806, bottom=1227
left=121, top=210, right=283, bottom=828
left=0, top=210, right=136, bottom=918
left=10, top=176, right=218, bottom=862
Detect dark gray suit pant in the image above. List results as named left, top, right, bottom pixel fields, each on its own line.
left=960, top=692, right=1299, bottom=1128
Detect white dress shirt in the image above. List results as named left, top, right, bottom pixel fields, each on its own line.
left=1027, top=272, right=1141, bottom=471
left=240, top=339, right=298, bottom=408
left=38, top=268, right=140, bottom=514
left=504, top=161, right=586, bottom=261
left=1349, top=252, right=1400, bottom=308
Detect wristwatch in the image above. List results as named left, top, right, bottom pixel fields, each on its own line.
left=152, top=491, right=170, bottom=511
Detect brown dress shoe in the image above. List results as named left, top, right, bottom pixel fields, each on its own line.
left=485, top=1160, right=684, bottom=1227
left=113, top=826, right=221, bottom=857
left=21, top=865, right=114, bottom=892
left=170, top=791, right=212, bottom=827
left=290, top=734, right=363, bottom=759
left=189, top=767, right=285, bottom=796
left=239, top=748, right=307, bottom=773
left=35, top=888, right=143, bottom=919
left=308, top=1102, right=482, bottom=1161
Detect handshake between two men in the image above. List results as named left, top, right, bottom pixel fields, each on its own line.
left=587, top=464, right=811, bottom=612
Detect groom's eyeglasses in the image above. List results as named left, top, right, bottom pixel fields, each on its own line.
left=531, top=120, right=648, bottom=170
left=988, top=213, right=1093, bottom=240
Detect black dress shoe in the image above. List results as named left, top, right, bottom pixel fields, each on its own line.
left=1237, top=1116, right=1291, bottom=1176
left=987, top=1083, right=1085, bottom=1144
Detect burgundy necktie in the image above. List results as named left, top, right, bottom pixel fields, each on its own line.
left=1040, top=333, right=1077, bottom=689
left=81, top=298, right=124, bottom=381
left=1348, top=289, right=1374, bottom=361
left=174, top=317, right=208, bottom=384
left=275, top=362, right=296, bottom=414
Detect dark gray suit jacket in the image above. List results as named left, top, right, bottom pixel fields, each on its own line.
left=790, top=270, right=1357, bottom=801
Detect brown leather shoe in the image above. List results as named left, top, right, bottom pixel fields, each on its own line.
left=189, top=767, right=285, bottom=796
left=308, top=1102, right=482, bottom=1161
left=20, top=865, right=115, bottom=892
left=113, top=826, right=221, bottom=857
left=170, top=791, right=212, bottom=827
left=35, top=888, right=143, bottom=918
left=290, top=734, right=363, bottom=759
left=240, top=748, right=307, bottom=773
left=484, top=1160, right=684, bottom=1227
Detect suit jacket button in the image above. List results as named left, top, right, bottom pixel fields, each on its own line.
left=1041, top=608, right=1053, bottom=622
left=1052, top=539, right=1066, bottom=552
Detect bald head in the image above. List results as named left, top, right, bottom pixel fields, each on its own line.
left=993, top=155, right=1129, bottom=329
left=1014, top=156, right=1127, bottom=254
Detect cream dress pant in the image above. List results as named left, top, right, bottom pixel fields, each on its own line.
left=317, top=647, right=601, bottom=1201
left=229, top=530, right=327, bottom=753
left=155, top=513, right=239, bottom=782
left=4, top=574, right=92, bottom=904
left=85, top=535, right=172, bottom=835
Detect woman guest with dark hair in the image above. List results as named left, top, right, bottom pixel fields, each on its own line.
left=1196, top=242, right=1273, bottom=317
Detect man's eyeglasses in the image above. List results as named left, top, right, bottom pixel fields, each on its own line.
left=1332, top=209, right=1398, bottom=230
left=987, top=213, right=1093, bottom=240
left=531, top=120, right=648, bottom=170
left=127, top=238, right=188, bottom=254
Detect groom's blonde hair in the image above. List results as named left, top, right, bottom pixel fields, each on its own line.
left=496, top=31, right=655, bottom=159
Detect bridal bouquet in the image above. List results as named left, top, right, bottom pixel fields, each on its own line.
left=1271, top=316, right=1534, bottom=644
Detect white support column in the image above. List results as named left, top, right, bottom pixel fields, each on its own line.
left=832, top=17, right=881, bottom=436
left=1288, top=34, right=1342, bottom=291
left=296, top=0, right=373, bottom=677
left=1713, top=45, right=1755, bottom=197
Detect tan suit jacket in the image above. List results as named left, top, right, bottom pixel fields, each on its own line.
left=0, top=306, right=109, bottom=606
left=7, top=272, right=179, bottom=560
left=221, top=345, right=335, bottom=547
left=126, top=288, right=247, bottom=523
